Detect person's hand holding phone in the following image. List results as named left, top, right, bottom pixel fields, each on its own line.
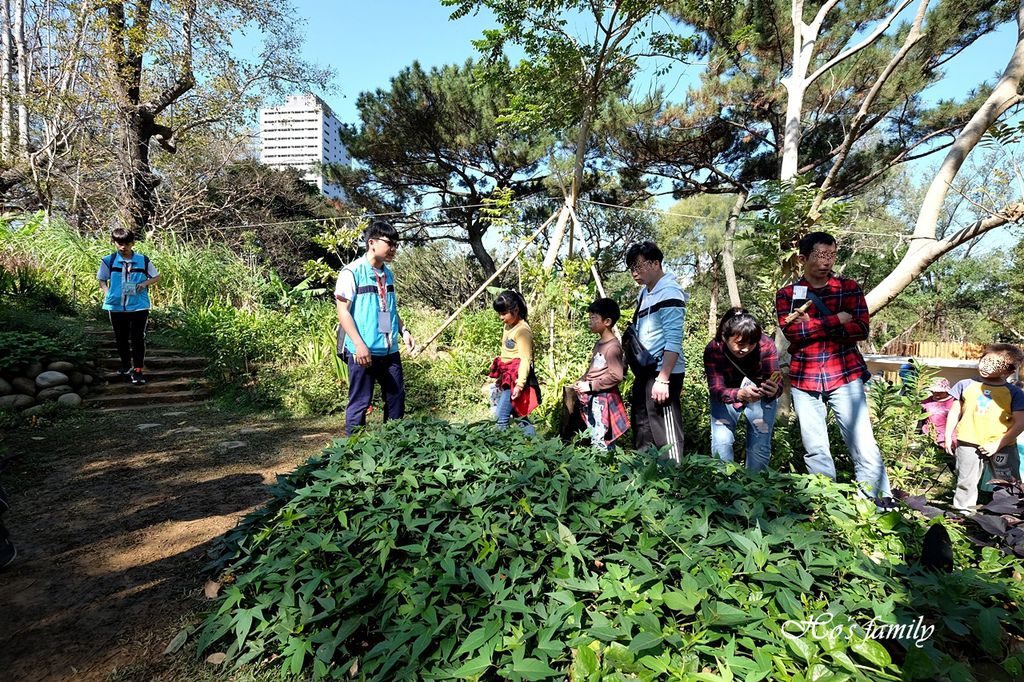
left=758, top=370, right=781, bottom=396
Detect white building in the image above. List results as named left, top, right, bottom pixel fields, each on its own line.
left=259, top=94, right=349, bottom=201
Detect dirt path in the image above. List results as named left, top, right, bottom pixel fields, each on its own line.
left=0, top=405, right=344, bottom=681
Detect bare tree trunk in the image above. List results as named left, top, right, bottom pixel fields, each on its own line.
left=811, top=0, right=929, bottom=215
left=722, top=190, right=745, bottom=307
left=105, top=0, right=195, bottom=230
left=0, top=0, right=11, bottom=160
left=542, top=106, right=591, bottom=272
left=708, top=256, right=720, bottom=336
left=542, top=204, right=572, bottom=271
left=13, top=0, right=26, bottom=157
left=781, top=0, right=912, bottom=181
left=780, top=4, right=806, bottom=182
left=467, top=221, right=497, bottom=277
left=866, top=0, right=1024, bottom=313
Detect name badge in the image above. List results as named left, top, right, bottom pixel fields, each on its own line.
left=378, top=309, right=392, bottom=334
left=793, top=285, right=807, bottom=299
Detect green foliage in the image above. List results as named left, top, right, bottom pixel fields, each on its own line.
left=0, top=332, right=67, bottom=372
left=0, top=300, right=95, bottom=371
left=630, top=0, right=1016, bottom=201
left=0, top=212, right=271, bottom=313
left=742, top=178, right=852, bottom=323
left=867, top=362, right=946, bottom=494
left=393, top=243, right=497, bottom=314
left=332, top=58, right=549, bottom=275
left=199, top=419, right=1024, bottom=680
left=161, top=304, right=297, bottom=381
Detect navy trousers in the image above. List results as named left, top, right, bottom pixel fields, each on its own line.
left=345, top=351, right=406, bottom=435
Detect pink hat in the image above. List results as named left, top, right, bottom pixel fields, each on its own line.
left=928, top=378, right=951, bottom=393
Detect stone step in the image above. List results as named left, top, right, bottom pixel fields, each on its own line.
left=89, top=400, right=212, bottom=414
left=95, top=342, right=186, bottom=353
left=98, top=356, right=208, bottom=369
left=84, top=388, right=211, bottom=409
left=90, top=377, right=211, bottom=396
left=96, top=350, right=189, bottom=360
left=100, top=367, right=207, bottom=382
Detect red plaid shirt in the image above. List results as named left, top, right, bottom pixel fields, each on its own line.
left=703, top=334, right=781, bottom=408
left=776, top=275, right=871, bottom=392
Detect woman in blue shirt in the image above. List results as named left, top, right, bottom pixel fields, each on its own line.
left=96, top=228, right=160, bottom=384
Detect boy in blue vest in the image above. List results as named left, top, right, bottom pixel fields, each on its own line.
left=96, top=227, right=160, bottom=385
left=335, top=221, right=415, bottom=435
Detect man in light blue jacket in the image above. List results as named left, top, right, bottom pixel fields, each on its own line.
left=626, top=241, right=689, bottom=463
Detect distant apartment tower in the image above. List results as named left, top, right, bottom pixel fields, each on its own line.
left=259, top=94, right=349, bottom=201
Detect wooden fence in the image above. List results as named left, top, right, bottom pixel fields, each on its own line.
left=881, top=340, right=984, bottom=360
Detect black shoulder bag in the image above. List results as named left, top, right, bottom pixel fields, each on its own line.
left=622, top=290, right=659, bottom=374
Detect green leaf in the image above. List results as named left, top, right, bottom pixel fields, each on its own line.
left=573, top=645, right=599, bottom=678
left=851, top=638, right=891, bottom=668
left=663, top=589, right=700, bottom=615
left=628, top=631, right=662, bottom=653
left=701, top=601, right=750, bottom=626
left=446, top=651, right=492, bottom=678
left=512, top=656, right=560, bottom=680
left=784, top=631, right=813, bottom=662
left=974, top=608, right=1003, bottom=656
left=454, top=621, right=501, bottom=659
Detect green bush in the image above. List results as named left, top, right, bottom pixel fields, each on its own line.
left=0, top=331, right=69, bottom=372
left=1, top=212, right=270, bottom=312
left=198, top=420, right=1024, bottom=681
left=0, top=302, right=95, bottom=371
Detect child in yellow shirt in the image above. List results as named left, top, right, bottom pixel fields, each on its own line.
left=945, top=343, right=1024, bottom=512
left=487, top=290, right=540, bottom=432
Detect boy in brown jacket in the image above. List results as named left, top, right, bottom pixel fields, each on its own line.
left=573, top=298, right=629, bottom=451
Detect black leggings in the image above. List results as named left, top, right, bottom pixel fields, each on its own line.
left=109, top=310, right=149, bottom=369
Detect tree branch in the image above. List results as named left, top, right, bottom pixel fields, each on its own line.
left=806, top=0, right=914, bottom=86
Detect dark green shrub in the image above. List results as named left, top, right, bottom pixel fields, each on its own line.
left=199, top=420, right=1024, bottom=681
left=0, top=328, right=92, bottom=372
left=161, top=304, right=299, bottom=380
left=0, top=331, right=66, bottom=372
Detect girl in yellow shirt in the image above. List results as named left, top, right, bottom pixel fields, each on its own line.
left=488, top=290, right=539, bottom=431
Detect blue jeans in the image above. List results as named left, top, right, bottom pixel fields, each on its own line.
left=710, top=398, right=777, bottom=471
left=791, top=379, right=892, bottom=499
left=491, top=385, right=535, bottom=435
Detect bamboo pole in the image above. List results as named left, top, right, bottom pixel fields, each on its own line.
left=565, top=203, right=606, bottom=299
left=541, top=204, right=572, bottom=272
left=410, top=209, right=561, bottom=357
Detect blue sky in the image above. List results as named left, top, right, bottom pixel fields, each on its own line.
left=252, top=1, right=1021, bottom=249
left=273, top=1, right=1019, bottom=126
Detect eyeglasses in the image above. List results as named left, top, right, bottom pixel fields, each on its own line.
left=375, top=238, right=399, bottom=250
left=628, top=259, right=650, bottom=274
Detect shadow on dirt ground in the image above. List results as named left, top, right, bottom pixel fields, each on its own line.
left=0, top=405, right=345, bottom=681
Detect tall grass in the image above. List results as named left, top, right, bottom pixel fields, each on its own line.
left=0, top=212, right=268, bottom=312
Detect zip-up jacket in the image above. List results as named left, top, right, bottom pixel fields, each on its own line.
left=97, top=252, right=158, bottom=312
left=635, top=272, right=688, bottom=374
